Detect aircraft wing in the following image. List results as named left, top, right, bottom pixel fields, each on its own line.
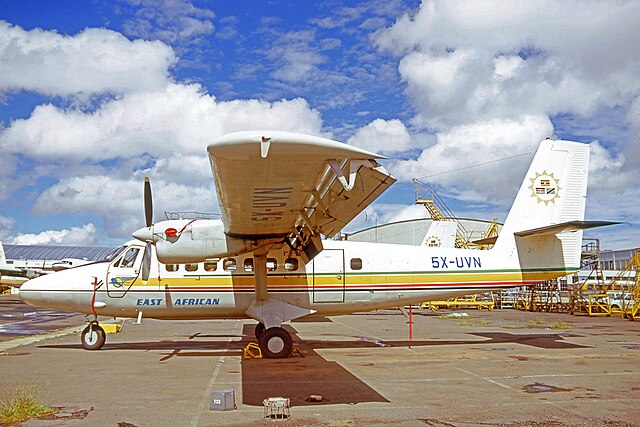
left=208, top=131, right=396, bottom=241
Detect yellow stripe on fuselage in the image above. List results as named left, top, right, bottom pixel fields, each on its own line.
left=126, top=268, right=573, bottom=290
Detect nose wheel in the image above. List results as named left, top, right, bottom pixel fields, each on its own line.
left=258, top=327, right=292, bottom=358
left=81, top=323, right=106, bottom=350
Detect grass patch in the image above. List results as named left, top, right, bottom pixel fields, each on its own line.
left=549, top=321, right=573, bottom=330
left=456, top=319, right=490, bottom=327
left=0, top=386, right=57, bottom=424
left=501, top=325, right=525, bottom=330
left=527, top=319, right=547, bottom=328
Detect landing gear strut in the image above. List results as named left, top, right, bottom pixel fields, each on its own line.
left=258, top=327, right=293, bottom=358
left=81, top=322, right=106, bottom=350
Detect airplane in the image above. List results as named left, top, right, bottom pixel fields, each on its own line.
left=18, top=131, right=618, bottom=357
left=0, top=241, right=31, bottom=288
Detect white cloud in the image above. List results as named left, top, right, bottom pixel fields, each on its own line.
left=374, top=0, right=640, bottom=130
left=389, top=115, right=553, bottom=202
left=368, top=0, right=640, bottom=238
left=9, top=223, right=100, bottom=246
left=347, top=118, right=411, bottom=154
left=0, top=84, right=324, bottom=163
left=0, top=21, right=176, bottom=97
left=121, top=0, right=215, bottom=45
left=0, top=215, right=17, bottom=241
left=267, top=30, right=326, bottom=84
left=32, top=177, right=216, bottom=237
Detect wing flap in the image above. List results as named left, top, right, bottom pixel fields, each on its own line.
left=305, top=160, right=395, bottom=237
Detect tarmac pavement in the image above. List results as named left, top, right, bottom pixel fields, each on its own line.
left=1, top=294, right=639, bottom=426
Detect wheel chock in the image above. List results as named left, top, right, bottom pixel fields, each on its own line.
left=289, top=347, right=303, bottom=358
left=101, top=324, right=122, bottom=334
left=243, top=342, right=263, bottom=359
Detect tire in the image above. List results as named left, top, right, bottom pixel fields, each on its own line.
left=255, top=322, right=266, bottom=341
left=81, top=324, right=106, bottom=350
left=259, top=327, right=292, bottom=358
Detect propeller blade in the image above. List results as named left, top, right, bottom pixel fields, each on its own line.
left=144, top=177, right=153, bottom=228
left=141, top=241, right=152, bottom=282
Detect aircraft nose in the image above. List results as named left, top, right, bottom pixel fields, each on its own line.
left=18, top=276, right=46, bottom=306
left=132, top=226, right=153, bottom=242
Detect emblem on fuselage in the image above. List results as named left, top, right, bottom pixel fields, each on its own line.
left=529, top=171, right=560, bottom=205
left=110, top=277, right=135, bottom=288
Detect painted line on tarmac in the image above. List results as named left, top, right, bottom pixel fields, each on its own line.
left=0, top=325, right=83, bottom=352
left=189, top=319, right=244, bottom=427
left=456, top=367, right=513, bottom=390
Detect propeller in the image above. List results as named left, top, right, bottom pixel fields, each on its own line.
left=144, top=176, right=153, bottom=228
left=141, top=241, right=152, bottom=282
left=141, top=177, right=153, bottom=283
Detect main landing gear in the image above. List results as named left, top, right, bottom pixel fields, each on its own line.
left=81, top=321, right=106, bottom=350
left=254, top=323, right=293, bottom=358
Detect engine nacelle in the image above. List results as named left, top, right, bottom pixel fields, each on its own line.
left=133, top=219, right=281, bottom=264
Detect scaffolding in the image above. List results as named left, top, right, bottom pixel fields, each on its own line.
left=412, top=179, right=498, bottom=249
left=570, top=239, right=611, bottom=316
left=609, top=249, right=640, bottom=320
left=514, top=279, right=570, bottom=313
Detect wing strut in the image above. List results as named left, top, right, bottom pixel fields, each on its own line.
left=253, top=249, right=269, bottom=301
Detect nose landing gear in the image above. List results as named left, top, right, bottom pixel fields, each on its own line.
left=81, top=321, right=106, bottom=350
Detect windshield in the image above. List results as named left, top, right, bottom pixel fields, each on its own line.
left=103, top=245, right=127, bottom=262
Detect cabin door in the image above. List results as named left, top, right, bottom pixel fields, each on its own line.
left=312, top=249, right=345, bottom=303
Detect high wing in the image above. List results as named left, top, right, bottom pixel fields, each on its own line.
left=208, top=131, right=396, bottom=248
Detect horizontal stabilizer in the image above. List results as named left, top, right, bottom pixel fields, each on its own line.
left=514, top=220, right=621, bottom=238
left=472, top=236, right=498, bottom=246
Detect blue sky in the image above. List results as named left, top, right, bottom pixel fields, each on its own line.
left=0, top=0, right=639, bottom=249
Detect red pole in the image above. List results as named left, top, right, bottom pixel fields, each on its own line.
left=409, top=305, right=413, bottom=341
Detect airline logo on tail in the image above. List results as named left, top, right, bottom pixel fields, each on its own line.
left=529, top=171, right=560, bottom=205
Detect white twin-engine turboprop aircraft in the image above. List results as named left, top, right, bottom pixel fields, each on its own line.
left=20, top=131, right=616, bottom=357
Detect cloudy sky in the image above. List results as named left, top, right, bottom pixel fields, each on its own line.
left=0, top=0, right=638, bottom=250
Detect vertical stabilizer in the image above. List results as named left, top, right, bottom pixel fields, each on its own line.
left=494, top=139, right=590, bottom=271
left=0, top=241, right=6, bottom=267
left=421, top=221, right=457, bottom=247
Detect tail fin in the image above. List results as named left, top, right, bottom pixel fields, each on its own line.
left=0, top=241, right=6, bottom=267
left=494, top=139, right=590, bottom=272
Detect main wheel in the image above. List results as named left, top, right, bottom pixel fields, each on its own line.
left=255, top=322, right=266, bottom=341
left=259, top=327, right=292, bottom=358
left=81, top=324, right=106, bottom=350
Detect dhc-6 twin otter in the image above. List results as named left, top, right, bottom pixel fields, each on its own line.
left=19, top=131, right=616, bottom=357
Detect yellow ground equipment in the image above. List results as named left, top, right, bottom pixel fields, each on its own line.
left=243, top=342, right=263, bottom=359
left=570, top=244, right=639, bottom=319
left=421, top=292, right=495, bottom=311
left=515, top=279, right=570, bottom=313
left=609, top=249, right=640, bottom=320
left=101, top=323, right=123, bottom=334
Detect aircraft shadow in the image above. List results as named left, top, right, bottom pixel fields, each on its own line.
left=39, top=328, right=588, bottom=406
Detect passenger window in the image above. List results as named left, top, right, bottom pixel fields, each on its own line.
left=350, top=258, right=363, bottom=270
left=223, top=258, right=236, bottom=271
left=204, top=261, right=217, bottom=272
left=284, top=258, right=298, bottom=271
left=166, top=264, right=178, bottom=272
left=184, top=263, right=198, bottom=272
left=267, top=258, right=277, bottom=272
left=120, top=248, right=140, bottom=268
left=243, top=258, right=254, bottom=272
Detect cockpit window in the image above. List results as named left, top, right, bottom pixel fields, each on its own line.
left=104, top=246, right=127, bottom=262
left=120, top=248, right=141, bottom=268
